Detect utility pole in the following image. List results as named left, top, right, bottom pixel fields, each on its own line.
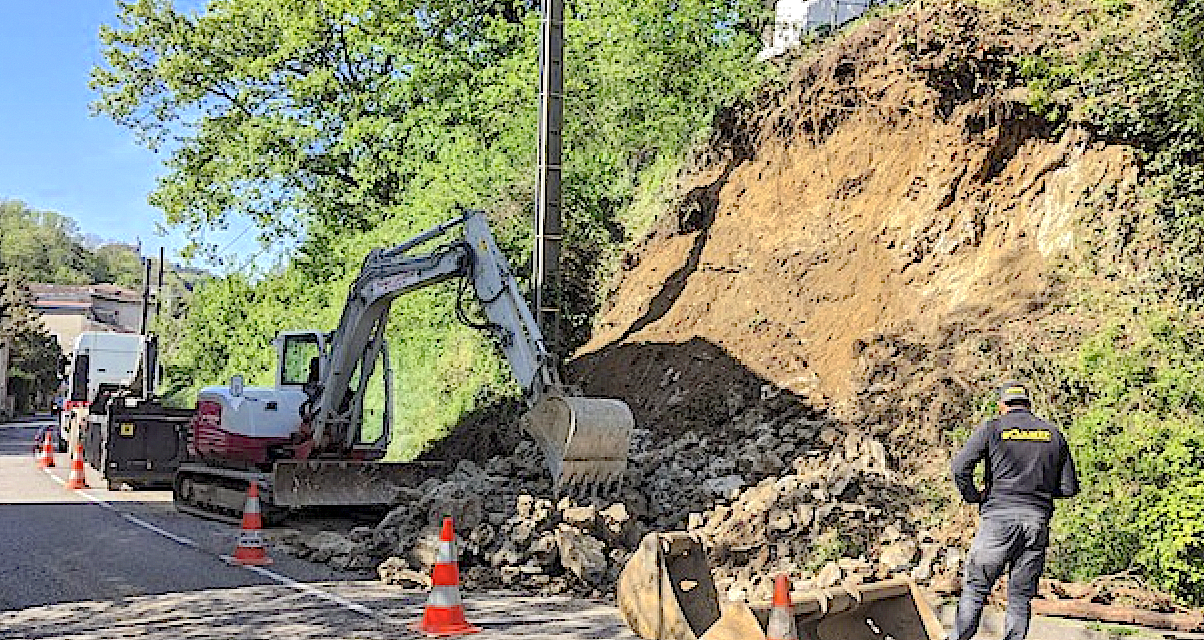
left=534, top=0, right=565, bottom=355
left=139, top=257, right=152, bottom=335
left=156, top=247, right=165, bottom=322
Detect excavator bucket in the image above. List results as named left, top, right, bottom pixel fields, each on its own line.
left=618, top=532, right=947, bottom=640
left=618, top=532, right=724, bottom=640
left=522, top=395, right=634, bottom=492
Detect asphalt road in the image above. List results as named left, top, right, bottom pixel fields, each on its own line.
left=0, top=414, right=640, bottom=640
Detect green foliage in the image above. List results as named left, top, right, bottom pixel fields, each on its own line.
left=1, top=271, right=62, bottom=408
left=1009, top=0, right=1204, bottom=295
left=0, top=199, right=202, bottom=302
left=1017, top=53, right=1077, bottom=122
left=103, top=0, right=770, bottom=455
left=1049, top=314, right=1204, bottom=603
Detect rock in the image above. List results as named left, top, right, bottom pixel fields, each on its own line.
left=793, top=504, right=814, bottom=528
left=528, top=531, right=559, bottom=568
left=704, top=475, right=746, bottom=500
left=306, top=531, right=359, bottom=563
left=511, top=519, right=536, bottom=544
left=726, top=579, right=752, bottom=602
left=931, top=575, right=962, bottom=596
left=944, top=547, right=964, bottom=573
left=407, top=526, right=443, bottom=571
left=554, top=525, right=607, bottom=585
left=378, top=557, right=432, bottom=587
left=767, top=509, right=794, bottom=532
left=880, top=539, right=918, bottom=571
left=817, top=561, right=843, bottom=588
left=490, top=539, right=525, bottom=567
left=600, top=503, right=630, bottom=525
left=331, top=553, right=376, bottom=571
left=561, top=505, right=598, bottom=526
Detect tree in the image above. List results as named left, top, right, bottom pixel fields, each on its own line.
left=92, top=0, right=766, bottom=259
left=0, top=271, right=62, bottom=412
left=92, top=0, right=543, bottom=256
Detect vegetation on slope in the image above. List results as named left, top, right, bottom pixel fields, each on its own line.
left=1000, top=0, right=1204, bottom=601
left=94, top=0, right=771, bottom=453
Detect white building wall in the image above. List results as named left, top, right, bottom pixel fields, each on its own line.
left=759, top=0, right=876, bottom=59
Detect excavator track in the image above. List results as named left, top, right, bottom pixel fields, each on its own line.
left=173, top=464, right=289, bottom=526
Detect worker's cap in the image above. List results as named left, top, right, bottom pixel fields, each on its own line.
left=998, top=380, right=1030, bottom=403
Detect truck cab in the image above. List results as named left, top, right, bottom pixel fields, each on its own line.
left=60, top=332, right=145, bottom=452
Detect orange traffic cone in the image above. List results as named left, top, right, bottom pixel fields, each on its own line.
left=36, top=430, right=55, bottom=468
left=416, top=517, right=479, bottom=636
left=64, top=442, right=88, bottom=489
left=230, top=482, right=273, bottom=565
left=767, top=574, right=798, bottom=640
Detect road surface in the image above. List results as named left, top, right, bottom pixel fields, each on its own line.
left=0, top=415, right=635, bottom=640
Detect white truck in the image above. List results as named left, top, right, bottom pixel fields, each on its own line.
left=60, top=332, right=145, bottom=451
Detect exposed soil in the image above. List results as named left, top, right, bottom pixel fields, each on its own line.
left=572, top=0, right=1139, bottom=431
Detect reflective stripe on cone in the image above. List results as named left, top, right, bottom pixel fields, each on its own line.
left=36, top=431, right=55, bottom=468
left=64, top=442, right=88, bottom=489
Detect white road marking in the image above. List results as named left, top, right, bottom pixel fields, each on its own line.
left=41, top=466, right=378, bottom=619
left=232, top=560, right=378, bottom=617
left=121, top=512, right=197, bottom=547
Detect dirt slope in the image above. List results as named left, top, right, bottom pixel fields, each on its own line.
left=572, top=1, right=1139, bottom=432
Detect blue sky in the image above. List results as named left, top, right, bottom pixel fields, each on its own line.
left=0, top=1, right=253, bottom=267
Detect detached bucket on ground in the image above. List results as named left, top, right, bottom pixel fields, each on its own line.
left=618, top=532, right=947, bottom=640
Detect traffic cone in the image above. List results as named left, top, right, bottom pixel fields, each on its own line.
left=36, top=430, right=55, bottom=468
left=230, top=482, right=273, bottom=566
left=64, top=442, right=88, bottom=489
left=416, top=516, right=479, bottom=636
left=766, top=574, right=798, bottom=640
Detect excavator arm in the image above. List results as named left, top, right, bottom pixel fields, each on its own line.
left=302, top=209, right=633, bottom=492
left=306, top=214, right=470, bottom=452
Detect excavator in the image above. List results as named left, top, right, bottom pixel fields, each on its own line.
left=173, top=209, right=634, bottom=520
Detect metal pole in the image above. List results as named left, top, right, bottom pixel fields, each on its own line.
left=156, top=247, right=165, bottom=322
left=139, top=257, right=152, bottom=335
left=534, top=0, right=564, bottom=355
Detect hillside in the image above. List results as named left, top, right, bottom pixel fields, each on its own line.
left=576, top=0, right=1136, bottom=411
left=558, top=0, right=1204, bottom=603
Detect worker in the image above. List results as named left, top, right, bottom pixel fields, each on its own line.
left=950, top=380, right=1079, bottom=640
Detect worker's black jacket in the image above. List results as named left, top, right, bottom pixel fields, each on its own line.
left=951, top=408, right=1079, bottom=518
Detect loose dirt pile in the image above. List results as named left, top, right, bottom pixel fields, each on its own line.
left=282, top=400, right=967, bottom=601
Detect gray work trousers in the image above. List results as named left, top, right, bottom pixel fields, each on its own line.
left=954, top=512, right=1049, bottom=640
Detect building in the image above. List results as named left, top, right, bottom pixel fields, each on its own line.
left=758, top=0, right=878, bottom=60
left=28, top=283, right=144, bottom=355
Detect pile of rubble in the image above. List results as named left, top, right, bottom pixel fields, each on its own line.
left=278, top=395, right=968, bottom=601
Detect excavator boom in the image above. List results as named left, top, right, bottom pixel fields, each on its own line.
left=299, top=209, right=632, bottom=494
